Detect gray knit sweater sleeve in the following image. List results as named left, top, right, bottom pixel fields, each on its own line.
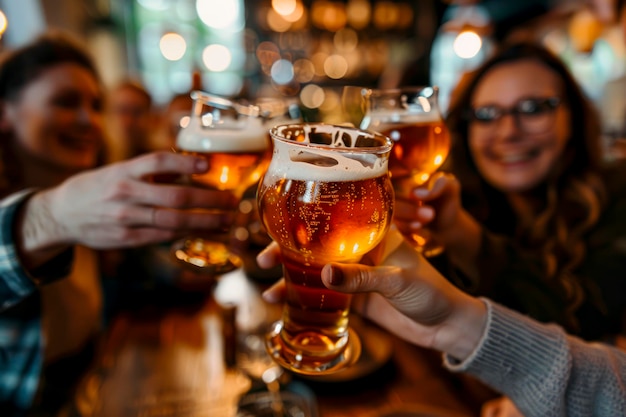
left=443, top=298, right=626, bottom=417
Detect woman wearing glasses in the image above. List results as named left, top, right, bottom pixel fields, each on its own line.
left=397, top=41, right=626, bottom=415
left=398, top=40, right=626, bottom=415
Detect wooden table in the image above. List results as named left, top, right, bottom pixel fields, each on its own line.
left=68, top=268, right=495, bottom=417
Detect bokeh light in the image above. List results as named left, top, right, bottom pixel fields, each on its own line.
left=282, top=1, right=305, bottom=23
left=0, top=10, right=8, bottom=37
left=202, top=44, right=232, bottom=71
left=324, top=54, right=349, bottom=79
left=271, top=59, right=295, bottom=84
left=272, top=0, right=296, bottom=16
left=453, top=30, right=482, bottom=59
left=267, top=8, right=292, bottom=32
left=160, top=32, right=187, bottom=61
left=311, top=52, right=329, bottom=77
left=346, top=0, right=371, bottom=30
left=196, top=0, right=241, bottom=30
left=300, top=84, right=325, bottom=108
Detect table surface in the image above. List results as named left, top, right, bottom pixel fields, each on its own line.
left=69, top=264, right=496, bottom=417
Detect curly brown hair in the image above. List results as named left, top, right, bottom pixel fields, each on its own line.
left=445, top=41, right=607, bottom=323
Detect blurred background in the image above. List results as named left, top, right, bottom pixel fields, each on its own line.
left=0, top=0, right=623, bottom=131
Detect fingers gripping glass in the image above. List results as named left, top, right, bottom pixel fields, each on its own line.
left=470, top=97, right=561, bottom=133
left=171, top=91, right=297, bottom=275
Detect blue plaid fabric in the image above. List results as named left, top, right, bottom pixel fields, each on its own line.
left=0, top=190, right=72, bottom=416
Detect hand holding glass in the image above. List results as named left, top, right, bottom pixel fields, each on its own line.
left=257, top=123, right=394, bottom=375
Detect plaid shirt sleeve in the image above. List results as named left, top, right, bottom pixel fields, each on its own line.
left=0, top=190, right=39, bottom=311
left=0, top=189, right=75, bottom=311
left=0, top=190, right=73, bottom=415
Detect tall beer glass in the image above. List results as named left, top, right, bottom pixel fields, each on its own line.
left=361, top=86, right=450, bottom=257
left=172, top=91, right=292, bottom=274
left=257, top=123, right=394, bottom=375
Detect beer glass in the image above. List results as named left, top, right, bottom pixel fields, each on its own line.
left=361, top=86, right=450, bottom=257
left=172, top=91, right=294, bottom=274
left=257, top=123, right=394, bottom=375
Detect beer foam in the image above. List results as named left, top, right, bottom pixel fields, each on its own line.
left=361, top=108, right=441, bottom=130
left=177, top=116, right=268, bottom=152
left=267, top=124, right=390, bottom=181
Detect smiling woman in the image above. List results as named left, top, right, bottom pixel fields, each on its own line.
left=0, top=30, right=106, bottom=192
left=410, top=40, right=626, bottom=341
left=397, top=39, right=626, bottom=414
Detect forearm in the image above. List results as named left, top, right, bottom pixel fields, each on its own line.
left=444, top=299, right=626, bottom=417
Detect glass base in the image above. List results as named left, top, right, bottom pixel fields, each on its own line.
left=265, top=321, right=361, bottom=376
left=171, top=237, right=242, bottom=275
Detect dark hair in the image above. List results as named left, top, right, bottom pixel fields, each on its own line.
left=446, top=41, right=604, bottom=195
left=445, top=41, right=607, bottom=329
left=0, top=30, right=100, bottom=102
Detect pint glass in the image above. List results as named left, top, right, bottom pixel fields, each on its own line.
left=257, top=123, right=394, bottom=375
left=361, top=86, right=450, bottom=257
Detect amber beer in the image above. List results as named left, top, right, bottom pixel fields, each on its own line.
left=180, top=149, right=270, bottom=195
left=372, top=117, right=449, bottom=188
left=177, top=119, right=271, bottom=197
left=376, top=119, right=449, bottom=250
left=258, top=123, right=394, bottom=374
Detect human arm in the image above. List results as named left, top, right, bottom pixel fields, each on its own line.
left=1, top=151, right=236, bottom=308
left=447, top=299, right=626, bottom=417
left=396, top=173, right=591, bottom=333
left=259, top=233, right=626, bottom=416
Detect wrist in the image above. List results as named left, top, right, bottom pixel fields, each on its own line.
left=16, top=189, right=71, bottom=270
left=432, top=295, right=487, bottom=361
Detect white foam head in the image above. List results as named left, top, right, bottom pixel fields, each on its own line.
left=177, top=115, right=268, bottom=152
left=266, top=124, right=391, bottom=182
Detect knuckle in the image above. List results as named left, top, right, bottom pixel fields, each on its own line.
left=107, top=227, right=133, bottom=242
left=150, top=151, right=172, bottom=165
left=106, top=180, right=135, bottom=200
left=142, top=151, right=174, bottom=173
left=351, top=267, right=373, bottom=291
left=164, top=189, right=191, bottom=208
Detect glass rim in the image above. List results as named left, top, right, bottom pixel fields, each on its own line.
left=363, top=85, right=439, bottom=98
left=269, top=122, right=393, bottom=154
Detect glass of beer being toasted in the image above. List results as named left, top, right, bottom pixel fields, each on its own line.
left=257, top=123, right=394, bottom=375
left=171, top=91, right=282, bottom=275
left=360, top=86, right=450, bottom=257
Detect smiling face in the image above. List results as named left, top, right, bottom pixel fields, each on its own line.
left=2, top=62, right=104, bottom=174
left=467, top=59, right=571, bottom=194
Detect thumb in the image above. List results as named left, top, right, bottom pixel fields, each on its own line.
left=321, top=263, right=404, bottom=298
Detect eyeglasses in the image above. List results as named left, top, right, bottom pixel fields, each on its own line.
left=468, top=97, right=562, bottom=134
